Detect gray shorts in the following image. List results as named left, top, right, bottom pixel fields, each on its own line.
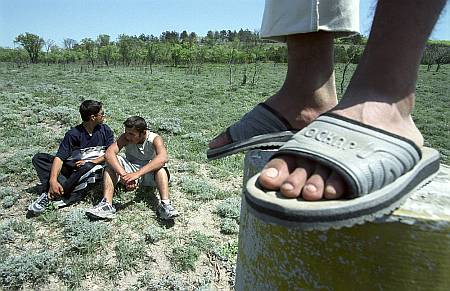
left=112, top=155, right=170, bottom=187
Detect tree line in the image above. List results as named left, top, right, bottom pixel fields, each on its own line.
left=1, top=31, right=449, bottom=72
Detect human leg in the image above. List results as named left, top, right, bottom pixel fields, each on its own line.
left=209, top=32, right=337, bottom=151
left=153, top=168, right=179, bottom=219
left=208, top=0, right=360, bottom=158
left=85, top=166, right=117, bottom=220
left=60, top=162, right=97, bottom=195
left=29, top=153, right=71, bottom=214
left=154, top=167, right=170, bottom=201
left=32, top=153, right=70, bottom=194
left=103, top=166, right=118, bottom=204
left=259, top=0, right=447, bottom=199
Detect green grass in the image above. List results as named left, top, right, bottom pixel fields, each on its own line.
left=0, top=62, right=448, bottom=289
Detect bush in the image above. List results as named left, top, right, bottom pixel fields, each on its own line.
left=170, top=231, right=212, bottom=272
left=146, top=117, right=183, bottom=134
left=143, top=225, right=166, bottom=244
left=0, top=187, right=18, bottom=209
left=215, top=197, right=241, bottom=220
left=2, top=195, right=18, bottom=208
left=41, top=106, right=79, bottom=125
left=136, top=272, right=187, bottom=290
left=0, top=250, right=58, bottom=289
left=62, top=209, right=110, bottom=254
left=171, top=245, right=200, bottom=271
left=220, top=218, right=239, bottom=235
left=180, top=176, right=230, bottom=201
left=0, top=219, right=34, bottom=245
left=114, top=237, right=147, bottom=272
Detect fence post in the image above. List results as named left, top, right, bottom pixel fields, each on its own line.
left=236, top=149, right=450, bottom=290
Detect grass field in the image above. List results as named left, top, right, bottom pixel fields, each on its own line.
left=0, top=62, right=448, bottom=290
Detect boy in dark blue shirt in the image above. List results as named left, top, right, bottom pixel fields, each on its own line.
left=28, top=100, right=114, bottom=215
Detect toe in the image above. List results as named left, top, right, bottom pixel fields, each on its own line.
left=208, top=132, right=230, bottom=148
left=259, top=155, right=297, bottom=190
left=279, top=160, right=313, bottom=198
left=324, top=171, right=346, bottom=199
left=301, top=164, right=330, bottom=201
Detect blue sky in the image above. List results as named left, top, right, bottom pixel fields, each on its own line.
left=0, top=0, right=449, bottom=48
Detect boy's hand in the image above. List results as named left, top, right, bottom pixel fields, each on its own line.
left=49, top=180, right=64, bottom=198
left=122, top=172, right=141, bottom=184
left=75, top=160, right=86, bottom=167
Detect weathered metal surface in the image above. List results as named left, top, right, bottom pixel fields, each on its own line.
left=236, top=149, right=450, bottom=291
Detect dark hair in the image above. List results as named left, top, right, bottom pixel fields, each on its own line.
left=123, top=116, right=148, bottom=133
left=79, top=100, right=103, bottom=121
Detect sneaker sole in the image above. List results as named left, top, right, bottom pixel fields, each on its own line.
left=85, top=211, right=116, bottom=220
left=27, top=205, right=45, bottom=214
left=159, top=212, right=179, bottom=220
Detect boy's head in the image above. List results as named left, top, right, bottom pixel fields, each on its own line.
left=123, top=116, right=148, bottom=144
left=79, top=100, right=104, bottom=122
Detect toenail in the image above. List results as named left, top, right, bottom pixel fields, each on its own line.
left=304, top=184, right=317, bottom=193
left=281, top=183, right=294, bottom=191
left=262, top=168, right=278, bottom=178
left=325, top=186, right=336, bottom=197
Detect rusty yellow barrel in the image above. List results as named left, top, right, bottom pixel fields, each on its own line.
left=235, top=150, right=450, bottom=290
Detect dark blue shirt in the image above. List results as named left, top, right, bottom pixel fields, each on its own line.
left=56, top=124, right=114, bottom=161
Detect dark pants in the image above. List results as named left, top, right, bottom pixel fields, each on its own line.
left=32, top=153, right=96, bottom=197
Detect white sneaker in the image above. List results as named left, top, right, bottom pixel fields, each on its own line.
left=28, top=192, right=50, bottom=214
left=157, top=202, right=179, bottom=220
left=85, top=199, right=116, bottom=220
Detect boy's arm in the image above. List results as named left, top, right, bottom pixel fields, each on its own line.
left=76, top=126, right=115, bottom=167
left=49, top=130, right=73, bottom=198
left=48, top=157, right=64, bottom=198
left=104, top=134, right=128, bottom=177
left=122, top=136, right=168, bottom=183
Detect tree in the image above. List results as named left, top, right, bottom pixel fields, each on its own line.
left=205, top=31, right=215, bottom=46
left=44, top=39, right=56, bottom=65
left=336, top=44, right=362, bottom=93
left=63, top=38, right=77, bottom=50
left=180, top=30, right=189, bottom=43
left=219, top=30, right=227, bottom=42
left=145, top=41, right=160, bottom=73
left=97, top=34, right=112, bottom=66
left=14, top=32, right=44, bottom=63
left=118, top=34, right=141, bottom=66
left=188, top=32, right=197, bottom=45
left=97, top=34, right=110, bottom=47
left=80, top=38, right=97, bottom=66
left=423, top=43, right=450, bottom=72
left=160, top=31, right=179, bottom=43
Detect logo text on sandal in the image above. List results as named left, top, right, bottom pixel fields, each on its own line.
left=303, top=128, right=358, bottom=150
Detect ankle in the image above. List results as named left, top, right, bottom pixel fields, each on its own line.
left=339, top=90, right=416, bottom=118
left=266, top=88, right=337, bottom=129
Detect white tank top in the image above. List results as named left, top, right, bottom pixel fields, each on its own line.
left=125, top=131, right=159, bottom=166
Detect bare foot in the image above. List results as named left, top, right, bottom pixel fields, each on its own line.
left=255, top=0, right=444, bottom=201
left=209, top=31, right=337, bottom=150
left=208, top=87, right=337, bottom=149
left=258, top=96, right=424, bottom=201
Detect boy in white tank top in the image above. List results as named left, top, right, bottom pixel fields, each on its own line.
left=86, top=116, right=179, bottom=220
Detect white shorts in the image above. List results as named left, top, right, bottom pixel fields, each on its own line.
left=111, top=155, right=170, bottom=187
left=260, top=0, right=360, bottom=42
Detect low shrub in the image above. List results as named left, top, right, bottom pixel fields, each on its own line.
left=180, top=176, right=230, bottom=201
left=220, top=218, right=239, bottom=235
left=62, top=209, right=110, bottom=254
left=215, top=197, right=241, bottom=220
left=170, top=231, right=213, bottom=272
left=0, top=250, right=58, bottom=289
left=114, top=237, right=147, bottom=273
left=146, top=117, right=183, bottom=135
left=143, top=225, right=166, bottom=244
